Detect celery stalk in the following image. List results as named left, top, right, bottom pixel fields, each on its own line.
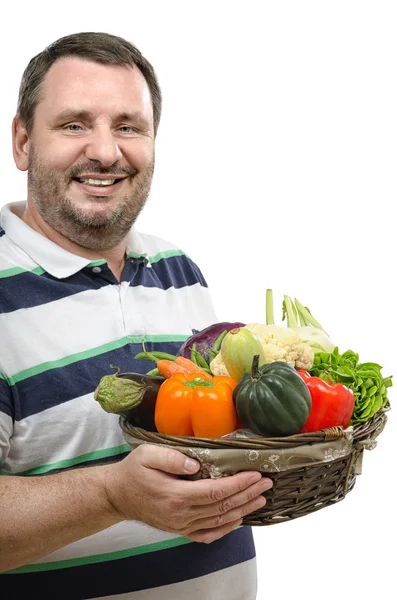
left=292, top=300, right=300, bottom=325
left=266, top=289, right=274, bottom=325
left=283, top=295, right=299, bottom=328
left=294, top=299, right=328, bottom=334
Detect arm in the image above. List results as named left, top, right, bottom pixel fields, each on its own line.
left=0, top=464, right=118, bottom=572
left=0, top=445, right=272, bottom=573
left=0, top=377, right=120, bottom=571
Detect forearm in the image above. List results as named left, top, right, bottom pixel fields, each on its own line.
left=0, top=464, right=121, bottom=573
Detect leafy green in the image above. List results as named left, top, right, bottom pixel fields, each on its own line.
left=310, top=348, right=392, bottom=424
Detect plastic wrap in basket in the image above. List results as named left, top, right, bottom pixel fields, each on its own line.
left=120, top=407, right=388, bottom=526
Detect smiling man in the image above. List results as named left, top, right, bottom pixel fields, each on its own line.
left=0, top=32, right=271, bottom=600
left=15, top=53, right=156, bottom=278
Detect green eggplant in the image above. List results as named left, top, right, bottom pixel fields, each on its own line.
left=94, top=369, right=164, bottom=431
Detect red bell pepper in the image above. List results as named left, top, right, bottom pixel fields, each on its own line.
left=297, top=370, right=355, bottom=433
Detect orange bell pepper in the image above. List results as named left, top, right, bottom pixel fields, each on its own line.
left=154, top=372, right=238, bottom=438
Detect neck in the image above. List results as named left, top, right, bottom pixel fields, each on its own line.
left=20, top=201, right=127, bottom=283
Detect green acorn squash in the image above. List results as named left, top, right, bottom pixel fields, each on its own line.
left=233, top=355, right=312, bottom=437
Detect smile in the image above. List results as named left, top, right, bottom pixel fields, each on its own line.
left=74, top=177, right=124, bottom=187
left=72, top=177, right=127, bottom=197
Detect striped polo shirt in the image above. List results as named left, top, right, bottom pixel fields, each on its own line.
left=0, top=202, right=257, bottom=600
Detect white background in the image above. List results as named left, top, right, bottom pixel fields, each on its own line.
left=1, top=1, right=396, bottom=598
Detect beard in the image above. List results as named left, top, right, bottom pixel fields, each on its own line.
left=27, top=147, right=154, bottom=251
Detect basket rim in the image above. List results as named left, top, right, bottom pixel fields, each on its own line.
left=120, top=406, right=388, bottom=450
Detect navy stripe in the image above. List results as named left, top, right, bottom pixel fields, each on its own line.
left=0, top=269, right=112, bottom=314
left=1, top=527, right=255, bottom=599
left=0, top=256, right=207, bottom=314
left=0, top=228, right=5, bottom=237
left=10, top=341, right=183, bottom=421
left=0, top=377, right=13, bottom=419
left=137, top=255, right=208, bottom=290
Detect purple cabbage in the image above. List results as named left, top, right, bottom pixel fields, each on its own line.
left=178, top=322, right=245, bottom=364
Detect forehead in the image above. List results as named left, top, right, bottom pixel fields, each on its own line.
left=37, top=57, right=153, bottom=120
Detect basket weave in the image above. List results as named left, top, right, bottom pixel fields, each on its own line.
left=120, top=408, right=388, bottom=526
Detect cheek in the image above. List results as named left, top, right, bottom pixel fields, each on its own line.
left=45, top=142, right=84, bottom=169
left=123, top=140, right=154, bottom=170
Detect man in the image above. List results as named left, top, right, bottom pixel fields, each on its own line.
left=0, top=32, right=272, bottom=599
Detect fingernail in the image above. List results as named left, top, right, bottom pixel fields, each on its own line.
left=249, top=472, right=262, bottom=484
left=184, top=457, right=200, bottom=473
left=261, top=478, right=273, bottom=491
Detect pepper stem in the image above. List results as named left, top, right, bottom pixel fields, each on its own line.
left=183, top=377, right=215, bottom=389
left=251, top=354, right=260, bottom=378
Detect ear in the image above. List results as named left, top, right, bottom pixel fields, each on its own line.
left=12, top=115, right=30, bottom=171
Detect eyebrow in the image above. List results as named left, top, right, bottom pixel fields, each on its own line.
left=54, top=109, right=151, bottom=129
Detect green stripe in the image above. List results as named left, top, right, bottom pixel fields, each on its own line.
left=127, top=251, right=147, bottom=259
left=87, top=259, right=107, bottom=267
left=149, top=249, right=187, bottom=264
left=6, top=336, right=132, bottom=385
left=0, top=444, right=130, bottom=476
left=5, top=536, right=193, bottom=574
left=143, top=334, right=189, bottom=343
left=126, top=249, right=187, bottom=264
left=0, top=250, right=189, bottom=278
left=0, top=265, right=45, bottom=279
left=5, top=334, right=189, bottom=385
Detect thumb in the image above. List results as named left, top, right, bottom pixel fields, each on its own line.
left=141, top=445, right=201, bottom=475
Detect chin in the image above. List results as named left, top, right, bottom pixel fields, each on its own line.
left=73, top=199, right=121, bottom=221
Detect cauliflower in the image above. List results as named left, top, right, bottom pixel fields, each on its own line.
left=209, top=322, right=314, bottom=377
left=210, top=351, right=231, bottom=377
left=244, top=323, right=314, bottom=370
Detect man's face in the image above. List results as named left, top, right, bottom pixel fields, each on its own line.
left=25, top=57, right=155, bottom=250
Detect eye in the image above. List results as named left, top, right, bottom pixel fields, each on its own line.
left=65, top=124, right=83, bottom=132
left=118, top=125, right=138, bottom=133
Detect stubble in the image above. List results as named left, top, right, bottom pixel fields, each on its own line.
left=27, top=147, right=154, bottom=251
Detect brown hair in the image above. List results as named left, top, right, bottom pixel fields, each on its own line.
left=17, top=31, right=162, bottom=135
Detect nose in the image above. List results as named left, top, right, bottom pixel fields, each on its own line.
left=84, top=128, right=122, bottom=166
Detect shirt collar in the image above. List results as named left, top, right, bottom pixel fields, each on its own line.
left=0, top=201, right=146, bottom=279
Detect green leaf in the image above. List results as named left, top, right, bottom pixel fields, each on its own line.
left=367, top=385, right=378, bottom=397
left=358, top=362, right=383, bottom=371
left=383, top=375, right=393, bottom=388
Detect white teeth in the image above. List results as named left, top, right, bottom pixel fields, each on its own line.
left=79, top=178, right=116, bottom=186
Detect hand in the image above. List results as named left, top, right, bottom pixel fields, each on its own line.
left=104, top=444, right=273, bottom=543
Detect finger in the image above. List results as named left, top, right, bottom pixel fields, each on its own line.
left=186, top=493, right=267, bottom=533
left=176, top=471, right=272, bottom=505
left=188, top=519, right=244, bottom=544
left=136, top=445, right=201, bottom=476
left=191, top=476, right=273, bottom=518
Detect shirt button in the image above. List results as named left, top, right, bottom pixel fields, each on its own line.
left=92, top=266, right=102, bottom=274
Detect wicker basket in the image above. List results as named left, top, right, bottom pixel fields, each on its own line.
left=120, top=407, right=388, bottom=526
